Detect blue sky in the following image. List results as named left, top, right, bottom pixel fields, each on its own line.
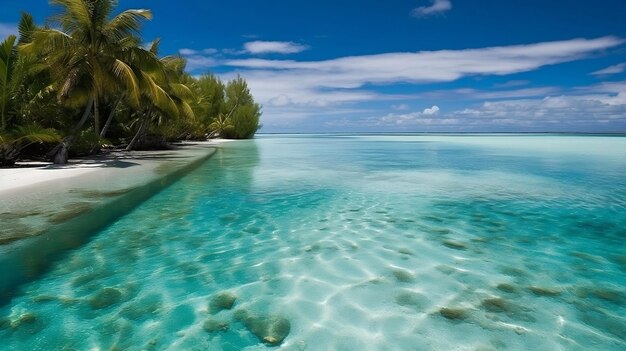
left=1, top=0, right=626, bottom=132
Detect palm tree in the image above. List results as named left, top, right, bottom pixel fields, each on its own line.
left=0, top=34, right=17, bottom=131
left=0, top=15, right=62, bottom=167
left=208, top=113, right=234, bottom=138
left=20, top=0, right=154, bottom=163
left=0, top=10, right=33, bottom=131
left=125, top=49, right=196, bottom=151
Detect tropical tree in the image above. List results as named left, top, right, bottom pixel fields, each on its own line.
left=208, top=113, right=234, bottom=138
left=20, top=0, right=154, bottom=163
left=0, top=1, right=262, bottom=167
left=9, top=13, right=56, bottom=127
left=195, top=74, right=225, bottom=124
left=221, top=76, right=261, bottom=139
left=0, top=14, right=61, bottom=166
left=0, top=35, right=17, bottom=131
left=124, top=42, right=196, bottom=150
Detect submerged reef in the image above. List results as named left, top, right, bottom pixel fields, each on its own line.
left=89, top=287, right=123, bottom=310
left=439, top=307, right=469, bottom=321
left=234, top=310, right=291, bottom=346
left=209, top=292, right=237, bottom=313
left=203, top=318, right=229, bottom=333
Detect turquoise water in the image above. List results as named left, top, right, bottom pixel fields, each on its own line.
left=2, top=134, right=626, bottom=350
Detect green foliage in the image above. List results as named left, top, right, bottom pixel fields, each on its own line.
left=0, top=0, right=261, bottom=165
left=0, top=125, right=60, bottom=166
left=21, top=0, right=157, bottom=137
left=70, top=129, right=101, bottom=156
left=221, top=76, right=261, bottom=139
left=0, top=35, right=17, bottom=131
left=17, top=12, right=36, bottom=46
left=208, top=113, right=234, bottom=138
left=196, top=74, right=225, bottom=122
left=8, top=125, right=61, bottom=144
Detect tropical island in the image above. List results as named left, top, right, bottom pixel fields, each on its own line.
left=0, top=0, right=261, bottom=167
left=1, top=1, right=625, bottom=350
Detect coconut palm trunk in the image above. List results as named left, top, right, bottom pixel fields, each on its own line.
left=93, top=95, right=100, bottom=138
left=99, top=97, right=122, bottom=139
left=49, top=95, right=95, bottom=164
left=126, top=108, right=151, bottom=151
left=125, top=118, right=146, bottom=151
left=0, top=147, right=20, bottom=167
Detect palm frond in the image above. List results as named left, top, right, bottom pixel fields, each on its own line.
left=92, top=0, right=115, bottom=28
left=160, top=55, right=187, bottom=76
left=49, top=0, right=93, bottom=32
left=105, top=9, right=152, bottom=40
left=179, top=100, right=195, bottom=120
left=169, top=83, right=194, bottom=101
left=112, top=59, right=140, bottom=105
left=121, top=46, right=163, bottom=77
left=142, top=72, right=178, bottom=118
left=11, top=124, right=61, bottom=144
left=17, top=12, right=36, bottom=45
left=0, top=34, right=16, bottom=62
left=148, top=38, right=161, bottom=55
left=22, top=29, right=72, bottom=55
left=117, top=36, right=141, bottom=49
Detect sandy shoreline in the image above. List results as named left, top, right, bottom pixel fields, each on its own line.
left=0, top=140, right=232, bottom=194
left=0, top=140, right=233, bottom=244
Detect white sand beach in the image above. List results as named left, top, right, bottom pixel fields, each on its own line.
left=0, top=140, right=232, bottom=244
left=0, top=140, right=232, bottom=194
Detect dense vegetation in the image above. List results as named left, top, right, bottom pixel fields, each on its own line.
left=0, top=0, right=261, bottom=166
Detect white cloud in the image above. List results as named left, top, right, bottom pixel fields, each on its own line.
left=222, top=37, right=622, bottom=114
left=380, top=112, right=454, bottom=126
left=392, top=104, right=409, bottom=110
left=243, top=41, right=309, bottom=55
left=0, top=23, right=17, bottom=39
left=179, top=48, right=218, bottom=56
left=228, top=37, right=622, bottom=76
left=348, top=80, right=626, bottom=131
left=423, top=105, right=440, bottom=115
left=591, top=63, right=626, bottom=76
left=202, top=48, right=219, bottom=55
left=419, top=86, right=561, bottom=100
left=178, top=48, right=221, bottom=71
left=462, top=93, right=626, bottom=122
left=185, top=56, right=218, bottom=71
left=380, top=112, right=423, bottom=125
left=179, top=48, right=197, bottom=56
left=412, top=0, right=452, bottom=18
left=371, top=92, right=626, bottom=130
left=178, top=37, right=625, bottom=129
left=379, top=105, right=441, bottom=125
left=447, top=89, right=626, bottom=127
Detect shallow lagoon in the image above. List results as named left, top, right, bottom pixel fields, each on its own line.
left=1, top=134, right=626, bottom=350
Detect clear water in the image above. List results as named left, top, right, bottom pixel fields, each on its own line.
left=2, top=134, right=626, bottom=350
